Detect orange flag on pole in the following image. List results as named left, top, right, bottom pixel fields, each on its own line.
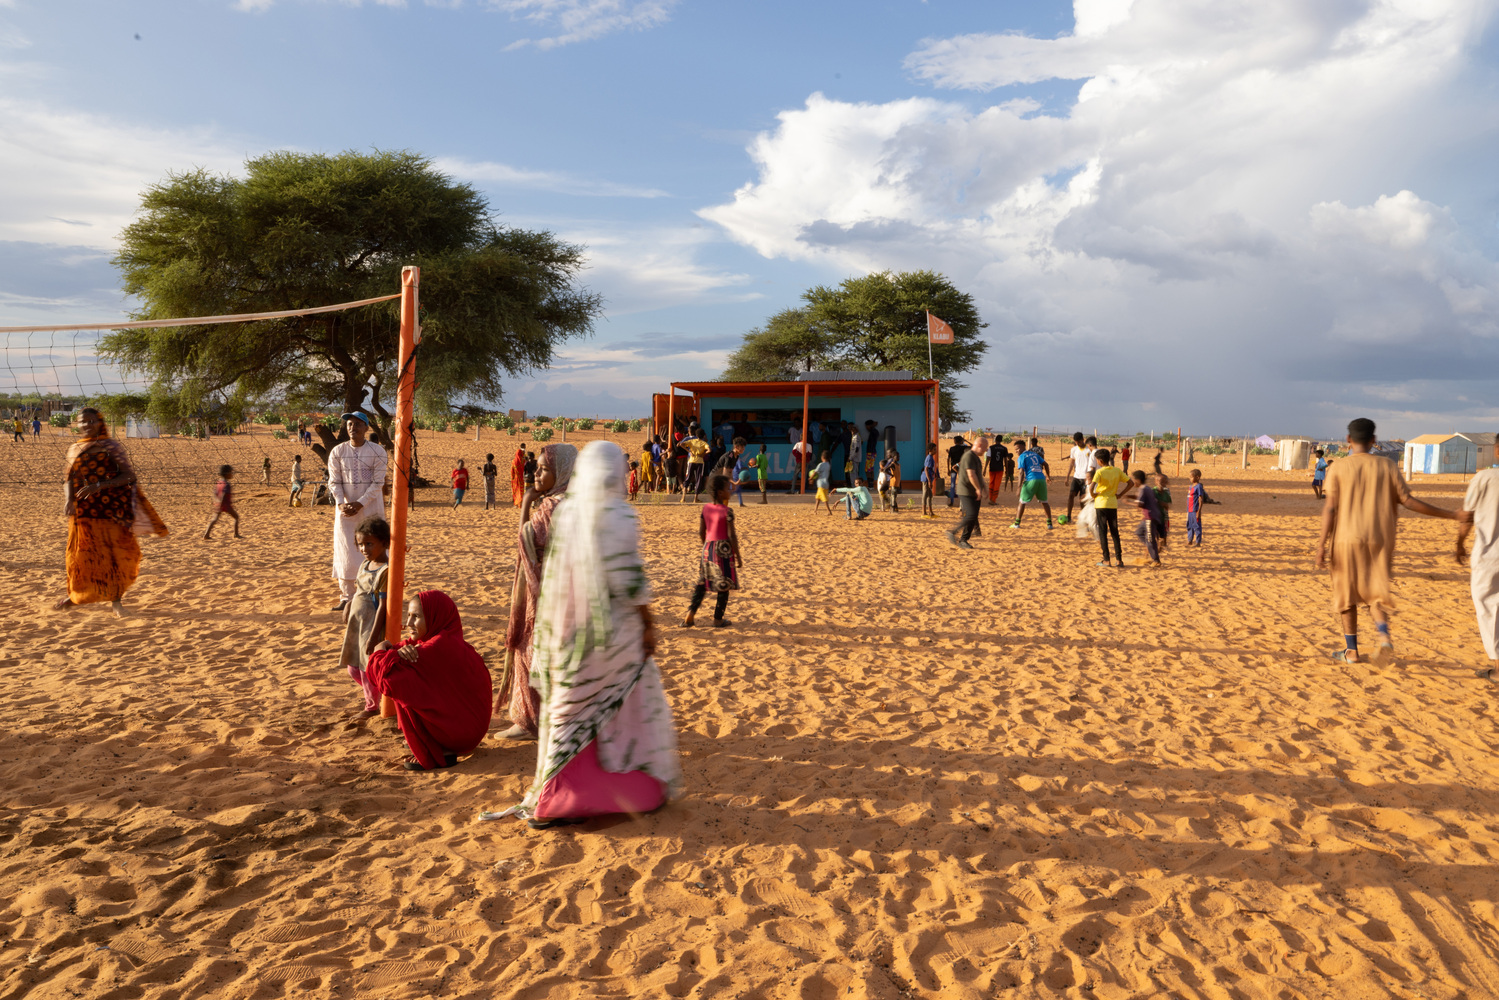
left=927, top=312, right=954, bottom=344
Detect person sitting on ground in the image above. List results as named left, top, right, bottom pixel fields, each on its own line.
left=834, top=478, right=874, bottom=521
left=367, top=590, right=493, bottom=772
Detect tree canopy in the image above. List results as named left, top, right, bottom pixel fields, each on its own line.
left=720, top=270, right=987, bottom=425
left=104, top=149, right=601, bottom=454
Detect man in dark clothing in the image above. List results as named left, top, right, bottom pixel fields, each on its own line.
left=945, top=436, right=987, bottom=549
left=945, top=435, right=969, bottom=508
left=838, top=421, right=854, bottom=486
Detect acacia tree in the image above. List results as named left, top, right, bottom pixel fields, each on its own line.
left=721, top=270, right=986, bottom=425
left=105, top=149, right=601, bottom=459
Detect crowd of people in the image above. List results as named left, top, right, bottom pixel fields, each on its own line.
left=47, top=408, right=1499, bottom=831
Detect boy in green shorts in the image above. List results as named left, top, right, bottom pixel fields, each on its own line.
left=754, top=443, right=769, bottom=503
left=1007, top=437, right=1055, bottom=530
left=1012, top=436, right=1054, bottom=530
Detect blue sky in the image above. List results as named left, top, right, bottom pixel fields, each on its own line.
left=2, top=0, right=1498, bottom=437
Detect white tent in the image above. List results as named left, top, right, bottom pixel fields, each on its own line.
left=1276, top=439, right=1311, bottom=471
left=1254, top=434, right=1275, bottom=449
left=126, top=416, right=161, bottom=439
left=1404, top=434, right=1478, bottom=476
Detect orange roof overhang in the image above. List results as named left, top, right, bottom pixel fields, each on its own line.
left=672, top=379, right=938, bottom=398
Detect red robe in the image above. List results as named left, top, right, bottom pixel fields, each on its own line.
left=366, top=591, right=493, bottom=769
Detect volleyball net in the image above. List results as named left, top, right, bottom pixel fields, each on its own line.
left=0, top=293, right=416, bottom=493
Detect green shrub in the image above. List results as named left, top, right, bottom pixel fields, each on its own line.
left=506, top=425, right=518, bottom=436
left=534, top=415, right=551, bottom=424
left=555, top=418, right=573, bottom=433
left=273, top=429, right=288, bottom=439
left=454, top=422, right=468, bottom=434
left=628, top=418, right=643, bottom=432
left=577, top=418, right=595, bottom=430
left=49, top=413, right=70, bottom=428
left=495, top=415, right=514, bottom=430
left=610, top=419, right=629, bottom=433
left=532, top=426, right=554, bottom=442
left=320, top=415, right=339, bottom=429
left=1251, top=446, right=1275, bottom=456
left=261, top=412, right=282, bottom=426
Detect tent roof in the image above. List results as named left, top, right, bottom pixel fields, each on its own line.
left=1458, top=432, right=1497, bottom=447
left=1407, top=433, right=1462, bottom=445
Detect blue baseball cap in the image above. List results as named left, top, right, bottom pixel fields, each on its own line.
left=340, top=410, right=375, bottom=427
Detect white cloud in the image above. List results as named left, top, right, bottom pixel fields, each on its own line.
left=434, top=156, right=669, bottom=198
left=542, top=223, right=758, bottom=316
left=700, top=0, right=1499, bottom=435
left=488, top=0, right=678, bottom=50
left=0, top=98, right=247, bottom=249
left=230, top=0, right=678, bottom=49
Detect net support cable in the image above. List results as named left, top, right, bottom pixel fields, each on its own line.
left=0, top=293, right=402, bottom=334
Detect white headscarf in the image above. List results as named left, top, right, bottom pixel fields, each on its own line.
left=535, top=440, right=629, bottom=652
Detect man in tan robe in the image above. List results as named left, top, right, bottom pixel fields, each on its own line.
left=1315, top=418, right=1470, bottom=664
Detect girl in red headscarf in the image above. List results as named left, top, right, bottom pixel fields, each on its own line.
left=367, top=590, right=493, bottom=771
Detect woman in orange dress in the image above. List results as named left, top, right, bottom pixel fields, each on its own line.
left=510, top=446, right=527, bottom=507
left=53, top=408, right=168, bottom=617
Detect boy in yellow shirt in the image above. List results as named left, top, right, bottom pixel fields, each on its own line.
left=1089, top=448, right=1132, bottom=568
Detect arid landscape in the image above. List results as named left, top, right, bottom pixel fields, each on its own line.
left=2, top=426, right=1496, bottom=999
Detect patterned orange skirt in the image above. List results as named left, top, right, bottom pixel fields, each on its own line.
left=67, top=517, right=141, bottom=604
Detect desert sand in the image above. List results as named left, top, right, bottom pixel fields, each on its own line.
left=2, top=426, right=1497, bottom=999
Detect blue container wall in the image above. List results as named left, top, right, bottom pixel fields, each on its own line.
left=697, top=393, right=929, bottom=483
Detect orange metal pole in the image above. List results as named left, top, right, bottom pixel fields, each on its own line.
left=800, top=383, right=810, bottom=495
left=385, top=266, right=418, bottom=649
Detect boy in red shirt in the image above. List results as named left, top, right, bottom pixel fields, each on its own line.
left=450, top=459, right=469, bottom=508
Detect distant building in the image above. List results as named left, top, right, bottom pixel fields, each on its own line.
left=1404, top=434, right=1479, bottom=476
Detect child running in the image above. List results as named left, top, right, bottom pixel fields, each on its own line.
left=204, top=464, right=241, bottom=539
left=1316, top=417, right=1468, bottom=664
left=482, top=453, right=498, bottom=510
left=684, top=474, right=742, bottom=628
left=1186, top=470, right=1206, bottom=546
left=1130, top=470, right=1164, bottom=565
left=1011, top=437, right=1054, bottom=530
left=810, top=450, right=834, bottom=514
left=339, top=516, right=390, bottom=715
left=1155, top=472, right=1173, bottom=549
left=450, top=459, right=469, bottom=508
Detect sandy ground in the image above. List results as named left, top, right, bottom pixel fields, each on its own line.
left=2, top=428, right=1498, bottom=1000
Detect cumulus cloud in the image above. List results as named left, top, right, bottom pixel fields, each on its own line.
left=544, top=223, right=758, bottom=316
left=701, top=0, right=1499, bottom=435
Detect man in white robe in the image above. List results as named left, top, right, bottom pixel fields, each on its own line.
left=1460, top=434, right=1499, bottom=680
left=329, top=411, right=388, bottom=611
